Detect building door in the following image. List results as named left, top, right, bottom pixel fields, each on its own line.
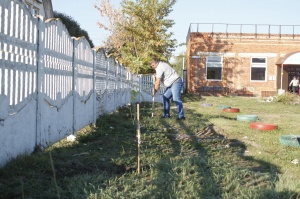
left=287, top=65, right=300, bottom=85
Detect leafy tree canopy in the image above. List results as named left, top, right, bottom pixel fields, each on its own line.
left=171, top=52, right=186, bottom=78
left=95, top=0, right=177, bottom=74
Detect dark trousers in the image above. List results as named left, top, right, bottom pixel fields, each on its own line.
left=292, top=86, right=298, bottom=94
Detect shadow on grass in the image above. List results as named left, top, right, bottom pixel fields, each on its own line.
left=0, top=101, right=299, bottom=198
left=0, top=106, right=139, bottom=198
left=139, top=102, right=299, bottom=198
left=144, top=112, right=224, bottom=198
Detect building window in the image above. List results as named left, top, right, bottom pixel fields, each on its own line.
left=206, top=56, right=223, bottom=80
left=25, top=2, right=31, bottom=10
left=33, top=7, right=39, bottom=15
left=251, top=57, right=266, bottom=81
left=24, top=1, right=40, bottom=16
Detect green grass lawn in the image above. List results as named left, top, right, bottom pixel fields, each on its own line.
left=0, top=94, right=299, bottom=199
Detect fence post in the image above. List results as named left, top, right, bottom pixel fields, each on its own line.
left=105, top=58, right=109, bottom=111
left=139, top=75, right=142, bottom=103
left=72, top=39, right=77, bottom=134
left=36, top=17, right=45, bottom=147
left=117, top=64, right=121, bottom=107
left=114, top=61, right=116, bottom=110
left=92, top=50, right=97, bottom=124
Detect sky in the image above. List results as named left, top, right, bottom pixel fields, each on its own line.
left=51, top=0, right=300, bottom=57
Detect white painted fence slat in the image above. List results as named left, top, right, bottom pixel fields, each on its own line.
left=0, top=0, right=158, bottom=167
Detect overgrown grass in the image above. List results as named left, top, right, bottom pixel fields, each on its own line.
left=0, top=94, right=300, bottom=199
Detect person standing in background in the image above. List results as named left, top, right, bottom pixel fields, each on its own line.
left=289, top=76, right=299, bottom=94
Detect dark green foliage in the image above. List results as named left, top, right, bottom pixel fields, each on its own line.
left=53, top=11, right=94, bottom=48
left=274, top=92, right=298, bottom=104
left=171, top=52, right=186, bottom=77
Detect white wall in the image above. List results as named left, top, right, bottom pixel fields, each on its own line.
left=0, top=0, right=140, bottom=167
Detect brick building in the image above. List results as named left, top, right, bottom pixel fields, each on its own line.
left=22, top=0, right=53, bottom=19
left=186, top=23, right=300, bottom=97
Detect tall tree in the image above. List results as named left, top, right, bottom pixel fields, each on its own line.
left=171, top=52, right=186, bottom=78
left=94, top=0, right=124, bottom=57
left=95, top=0, right=177, bottom=74
left=120, top=0, right=177, bottom=74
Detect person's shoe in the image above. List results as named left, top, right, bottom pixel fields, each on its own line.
left=161, top=114, right=171, bottom=118
left=177, top=116, right=185, bottom=120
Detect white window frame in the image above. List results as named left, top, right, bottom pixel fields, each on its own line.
left=25, top=2, right=31, bottom=10
left=24, top=2, right=40, bottom=16
left=250, top=57, right=267, bottom=82
left=206, top=56, right=223, bottom=81
left=32, top=7, right=39, bottom=16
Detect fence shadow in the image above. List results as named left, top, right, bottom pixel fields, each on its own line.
left=0, top=102, right=299, bottom=198
left=139, top=102, right=297, bottom=198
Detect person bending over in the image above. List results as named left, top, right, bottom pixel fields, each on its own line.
left=151, top=58, right=185, bottom=120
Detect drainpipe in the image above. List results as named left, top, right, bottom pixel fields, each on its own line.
left=278, top=63, right=285, bottom=95
left=280, top=64, right=283, bottom=90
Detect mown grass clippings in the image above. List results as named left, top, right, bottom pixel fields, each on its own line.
left=0, top=94, right=300, bottom=199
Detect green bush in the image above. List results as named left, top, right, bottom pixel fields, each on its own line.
left=274, top=93, right=297, bottom=104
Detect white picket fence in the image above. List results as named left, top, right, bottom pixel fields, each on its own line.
left=0, top=0, right=160, bottom=167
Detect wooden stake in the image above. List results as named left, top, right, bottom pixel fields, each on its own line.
left=152, top=74, right=156, bottom=117
left=136, top=103, right=141, bottom=174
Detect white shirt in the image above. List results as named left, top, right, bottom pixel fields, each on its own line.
left=290, top=79, right=299, bottom=86
left=155, top=62, right=180, bottom=87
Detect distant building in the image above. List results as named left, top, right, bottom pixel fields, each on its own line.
left=22, top=0, right=54, bottom=19
left=186, top=23, right=300, bottom=97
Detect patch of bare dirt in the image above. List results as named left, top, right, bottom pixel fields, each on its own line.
left=171, top=124, right=225, bottom=142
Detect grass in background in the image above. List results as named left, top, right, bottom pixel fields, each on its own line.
left=0, top=94, right=299, bottom=199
